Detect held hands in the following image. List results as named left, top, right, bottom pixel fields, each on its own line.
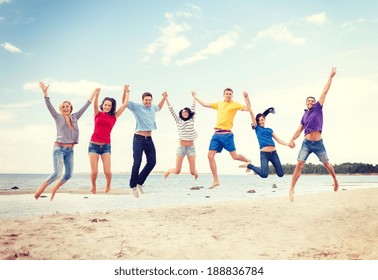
left=162, top=91, right=168, bottom=99
left=289, top=140, right=295, bottom=149
left=191, top=91, right=196, bottom=98
left=94, top=88, right=101, bottom=95
left=89, top=88, right=100, bottom=102
left=39, top=82, right=49, bottom=97
left=123, top=85, right=130, bottom=94
left=243, top=91, right=249, bottom=98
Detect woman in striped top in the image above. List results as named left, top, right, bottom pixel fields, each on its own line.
left=164, top=91, right=198, bottom=180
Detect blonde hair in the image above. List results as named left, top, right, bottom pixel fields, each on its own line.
left=60, top=101, right=73, bottom=128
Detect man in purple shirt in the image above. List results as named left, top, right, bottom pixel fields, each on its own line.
left=288, top=67, right=338, bottom=201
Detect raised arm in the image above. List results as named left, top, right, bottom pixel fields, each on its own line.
left=158, top=91, right=168, bottom=110
left=116, top=85, right=130, bottom=118
left=243, top=92, right=257, bottom=127
left=191, top=91, right=197, bottom=111
left=165, top=94, right=171, bottom=107
left=318, top=66, right=337, bottom=106
left=193, top=94, right=212, bottom=108
left=93, top=88, right=100, bottom=116
left=88, top=88, right=98, bottom=103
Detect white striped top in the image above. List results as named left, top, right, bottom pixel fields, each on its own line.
left=168, top=102, right=198, bottom=141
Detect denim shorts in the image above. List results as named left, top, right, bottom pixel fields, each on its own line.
left=176, top=144, right=196, bottom=157
left=297, top=138, right=329, bottom=163
left=88, top=142, right=111, bottom=155
left=209, top=133, right=236, bottom=153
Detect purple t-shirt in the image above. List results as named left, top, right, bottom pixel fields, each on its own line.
left=300, top=101, right=323, bottom=135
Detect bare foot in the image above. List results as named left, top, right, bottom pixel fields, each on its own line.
left=238, top=163, right=251, bottom=173
left=194, top=172, right=198, bottom=180
left=91, top=187, right=96, bottom=194
left=163, top=171, right=170, bottom=179
left=289, top=188, right=295, bottom=202
left=105, top=187, right=111, bottom=193
left=209, top=182, right=220, bottom=189
left=34, top=189, right=43, bottom=200
left=333, top=180, right=339, bottom=192
left=34, top=184, right=48, bottom=200
left=51, top=188, right=58, bottom=201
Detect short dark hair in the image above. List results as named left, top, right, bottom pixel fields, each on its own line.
left=223, top=88, right=233, bottom=94
left=142, top=92, right=153, bottom=100
left=306, top=96, right=316, bottom=101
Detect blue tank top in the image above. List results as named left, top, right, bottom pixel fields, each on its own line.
left=254, top=125, right=275, bottom=149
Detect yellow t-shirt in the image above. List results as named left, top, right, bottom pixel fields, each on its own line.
left=210, top=101, right=244, bottom=130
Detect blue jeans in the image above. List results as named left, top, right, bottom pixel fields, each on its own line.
left=247, top=150, right=284, bottom=178
left=45, top=145, right=74, bottom=185
left=297, top=138, right=329, bottom=163
left=129, top=134, right=156, bottom=188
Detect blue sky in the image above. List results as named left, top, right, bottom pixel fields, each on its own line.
left=1, top=0, right=377, bottom=175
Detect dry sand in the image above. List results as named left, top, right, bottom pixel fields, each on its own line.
left=0, top=188, right=377, bottom=260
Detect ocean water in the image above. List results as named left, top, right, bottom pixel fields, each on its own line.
left=0, top=173, right=377, bottom=219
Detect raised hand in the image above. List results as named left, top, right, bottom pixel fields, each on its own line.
left=330, top=66, right=337, bottom=78
left=39, top=82, right=50, bottom=97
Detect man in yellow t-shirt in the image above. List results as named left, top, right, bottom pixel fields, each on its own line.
left=194, top=88, right=250, bottom=189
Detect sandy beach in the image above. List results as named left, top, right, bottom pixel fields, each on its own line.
left=0, top=187, right=377, bottom=260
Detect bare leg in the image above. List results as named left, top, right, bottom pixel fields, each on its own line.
left=50, top=180, right=65, bottom=201
left=187, top=156, right=198, bottom=179
left=208, top=150, right=220, bottom=189
left=164, top=155, right=184, bottom=179
left=289, top=161, right=305, bottom=202
left=89, top=153, right=99, bottom=194
left=101, top=153, right=112, bottom=193
left=323, top=162, right=339, bottom=192
left=34, top=181, right=49, bottom=200
left=229, top=151, right=250, bottom=163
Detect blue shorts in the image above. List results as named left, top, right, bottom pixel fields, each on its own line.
left=297, top=138, right=328, bottom=163
left=209, top=133, right=236, bottom=153
left=88, top=142, right=111, bottom=155
left=176, top=144, right=196, bottom=157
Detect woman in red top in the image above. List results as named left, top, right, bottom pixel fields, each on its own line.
left=88, top=85, right=129, bottom=194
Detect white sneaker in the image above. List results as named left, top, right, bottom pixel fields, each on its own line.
left=136, top=184, right=144, bottom=194
left=131, top=187, right=139, bottom=198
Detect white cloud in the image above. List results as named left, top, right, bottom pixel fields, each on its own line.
left=0, top=0, right=11, bottom=4
left=305, top=12, right=327, bottom=25
left=248, top=24, right=306, bottom=48
left=23, top=80, right=122, bottom=96
left=0, top=101, right=40, bottom=109
left=341, top=18, right=368, bottom=32
left=1, top=42, right=23, bottom=53
left=143, top=12, right=191, bottom=65
left=176, top=30, right=239, bottom=66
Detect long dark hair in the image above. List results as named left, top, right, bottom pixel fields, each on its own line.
left=179, top=107, right=195, bottom=121
left=253, top=107, right=275, bottom=129
left=100, top=97, right=117, bottom=116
